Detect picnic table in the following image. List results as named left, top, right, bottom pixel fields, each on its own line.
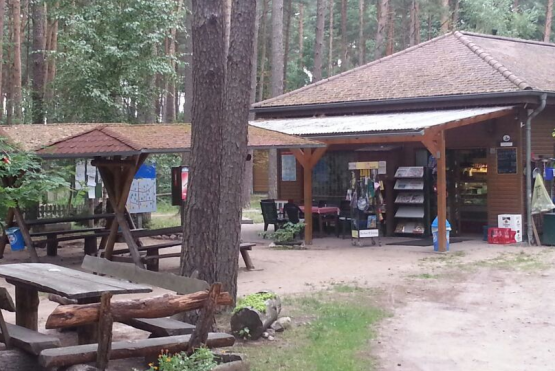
left=0, top=263, right=151, bottom=344
left=299, top=206, right=340, bottom=237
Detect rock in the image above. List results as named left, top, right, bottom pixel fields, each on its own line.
left=64, top=366, right=100, bottom=371
left=268, top=335, right=275, bottom=341
left=262, top=331, right=269, bottom=339
left=271, top=317, right=292, bottom=332
left=266, top=328, right=276, bottom=336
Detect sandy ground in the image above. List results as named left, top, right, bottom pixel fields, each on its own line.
left=1, top=223, right=554, bottom=370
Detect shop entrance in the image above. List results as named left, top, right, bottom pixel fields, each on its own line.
left=447, top=149, right=488, bottom=236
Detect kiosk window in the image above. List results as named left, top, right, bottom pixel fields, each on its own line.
left=497, top=148, right=517, bottom=174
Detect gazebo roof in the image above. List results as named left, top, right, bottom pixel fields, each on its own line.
left=0, top=123, right=324, bottom=158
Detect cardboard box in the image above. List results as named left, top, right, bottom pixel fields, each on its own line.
left=498, top=214, right=522, bottom=243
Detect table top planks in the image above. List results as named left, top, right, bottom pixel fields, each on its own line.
left=0, top=264, right=152, bottom=300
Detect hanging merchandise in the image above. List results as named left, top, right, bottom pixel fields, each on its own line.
left=532, top=173, right=555, bottom=214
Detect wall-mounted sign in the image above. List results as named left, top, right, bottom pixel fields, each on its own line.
left=281, top=154, right=297, bottom=181
left=497, top=148, right=517, bottom=174
left=127, top=164, right=157, bottom=213
left=171, top=166, right=189, bottom=205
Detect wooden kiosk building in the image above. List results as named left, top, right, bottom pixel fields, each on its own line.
left=251, top=31, right=555, bottom=251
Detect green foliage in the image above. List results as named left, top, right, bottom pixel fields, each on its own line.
left=260, top=222, right=305, bottom=243
left=49, top=0, right=183, bottom=123
left=144, top=348, right=217, bottom=371
left=233, top=292, right=277, bottom=314
left=0, top=140, right=68, bottom=216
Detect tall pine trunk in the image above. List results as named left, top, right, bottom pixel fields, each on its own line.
left=340, top=0, right=347, bottom=71
left=298, top=2, right=303, bottom=68
left=386, top=7, right=394, bottom=56
left=328, top=0, right=334, bottom=75
left=164, top=0, right=182, bottom=123
left=31, top=0, right=45, bottom=124
left=440, top=0, right=449, bottom=34
left=409, top=0, right=420, bottom=46
left=257, top=0, right=269, bottom=101
left=182, top=0, right=193, bottom=123
left=545, top=0, right=553, bottom=42
left=313, top=0, right=325, bottom=82
left=181, top=0, right=256, bottom=303
left=270, top=0, right=284, bottom=97
left=10, top=0, right=23, bottom=124
left=358, top=0, right=365, bottom=65
left=375, top=0, right=389, bottom=59
left=0, top=0, right=5, bottom=121
left=45, top=11, right=57, bottom=105
left=283, top=0, right=291, bottom=89
left=451, top=0, right=459, bottom=30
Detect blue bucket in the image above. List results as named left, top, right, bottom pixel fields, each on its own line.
left=6, top=227, right=25, bottom=251
left=546, top=168, right=554, bottom=181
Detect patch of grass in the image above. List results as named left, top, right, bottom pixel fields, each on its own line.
left=410, top=273, right=440, bottom=279
left=472, top=251, right=550, bottom=271
left=332, top=283, right=364, bottom=293
left=242, top=210, right=264, bottom=224
left=150, top=214, right=181, bottom=229
left=238, top=289, right=385, bottom=371
left=420, top=250, right=466, bottom=265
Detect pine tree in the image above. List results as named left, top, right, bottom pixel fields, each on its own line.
left=545, top=0, right=553, bottom=42
left=313, top=0, right=325, bottom=81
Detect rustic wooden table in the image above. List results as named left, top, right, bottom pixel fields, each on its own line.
left=299, top=206, right=340, bottom=237
left=0, top=263, right=151, bottom=344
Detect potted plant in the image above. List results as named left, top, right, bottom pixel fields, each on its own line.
left=260, top=222, right=305, bottom=247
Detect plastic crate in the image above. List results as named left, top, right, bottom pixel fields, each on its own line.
left=487, top=228, right=516, bottom=245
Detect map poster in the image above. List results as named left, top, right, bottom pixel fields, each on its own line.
left=127, top=164, right=157, bottom=214
left=281, top=154, right=296, bottom=181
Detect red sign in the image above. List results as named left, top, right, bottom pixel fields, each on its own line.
left=181, top=167, right=189, bottom=200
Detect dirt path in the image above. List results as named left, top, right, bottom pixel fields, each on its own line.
left=373, top=250, right=555, bottom=371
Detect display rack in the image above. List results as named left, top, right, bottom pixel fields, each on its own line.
left=347, top=162, right=385, bottom=247
left=394, top=166, right=429, bottom=236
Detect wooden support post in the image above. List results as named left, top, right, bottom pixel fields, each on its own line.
left=46, top=235, right=58, bottom=257
left=303, top=150, right=314, bottom=245
left=14, top=285, right=39, bottom=331
left=0, top=311, right=12, bottom=349
left=77, top=297, right=100, bottom=345
left=0, top=209, right=15, bottom=258
left=437, top=130, right=447, bottom=252
left=96, top=292, right=113, bottom=371
left=13, top=207, right=39, bottom=262
left=187, top=283, right=221, bottom=353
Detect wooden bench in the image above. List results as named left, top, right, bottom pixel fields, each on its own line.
left=111, top=241, right=183, bottom=271
left=0, top=288, right=61, bottom=356
left=240, top=243, right=256, bottom=270
left=31, top=228, right=104, bottom=256
left=122, top=317, right=196, bottom=337
left=38, top=332, right=235, bottom=368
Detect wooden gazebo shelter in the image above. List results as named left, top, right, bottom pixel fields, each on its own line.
left=0, top=124, right=324, bottom=266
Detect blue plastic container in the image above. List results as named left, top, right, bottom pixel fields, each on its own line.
left=431, top=217, right=451, bottom=252
left=546, top=168, right=554, bottom=181
left=6, top=227, right=25, bottom=251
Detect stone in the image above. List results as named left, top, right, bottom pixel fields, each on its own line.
left=262, top=331, right=269, bottom=339
left=268, top=335, right=275, bottom=341
left=271, top=317, right=292, bottom=332
left=65, top=365, right=100, bottom=371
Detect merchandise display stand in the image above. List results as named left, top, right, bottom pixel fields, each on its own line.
left=394, top=166, right=429, bottom=236
left=347, top=162, right=385, bottom=247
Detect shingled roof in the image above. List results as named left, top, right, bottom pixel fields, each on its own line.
left=253, top=31, right=555, bottom=109
left=0, top=124, right=323, bottom=157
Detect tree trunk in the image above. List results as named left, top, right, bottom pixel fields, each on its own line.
left=341, top=0, right=347, bottom=71
left=180, top=0, right=226, bottom=287
left=328, top=0, right=334, bottom=75
left=513, top=0, right=519, bottom=11
left=427, top=13, right=432, bottom=40
left=10, top=0, right=23, bottom=124
left=31, top=0, right=45, bottom=124
left=257, top=0, right=269, bottom=101
left=139, top=44, right=157, bottom=123
left=45, top=13, right=57, bottom=105
left=440, top=0, right=449, bottom=34
left=451, top=0, right=459, bottom=30
left=409, top=0, right=420, bottom=46
left=181, top=0, right=256, bottom=303
left=217, top=0, right=257, bottom=301
left=0, top=0, right=5, bottom=121
left=375, top=0, right=389, bottom=59
left=298, top=2, right=304, bottom=68
left=358, top=0, right=365, bottom=65
left=5, top=13, right=12, bottom=124
left=267, top=149, right=278, bottom=199
left=313, top=0, right=325, bottom=82
left=230, top=291, right=281, bottom=340
left=545, top=0, right=553, bottom=42
left=224, top=0, right=232, bottom=56
left=282, top=0, right=291, bottom=90
left=47, top=291, right=234, bottom=329
left=386, top=6, right=395, bottom=56
left=182, top=0, right=193, bottom=123
left=270, top=0, right=284, bottom=97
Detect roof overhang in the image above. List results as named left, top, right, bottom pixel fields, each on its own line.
left=250, top=106, right=516, bottom=141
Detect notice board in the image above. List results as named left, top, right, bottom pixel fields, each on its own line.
left=497, top=148, right=517, bottom=174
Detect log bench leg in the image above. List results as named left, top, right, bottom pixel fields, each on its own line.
left=84, top=236, right=98, bottom=256
left=15, top=285, right=39, bottom=331
left=46, top=235, right=58, bottom=257
left=77, top=297, right=99, bottom=345
left=146, top=248, right=160, bottom=272
left=240, top=249, right=255, bottom=271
